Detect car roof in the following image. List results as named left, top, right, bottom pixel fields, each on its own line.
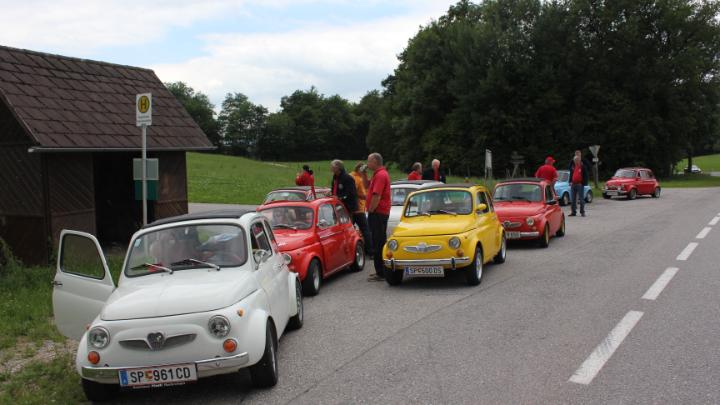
left=267, top=186, right=330, bottom=193
left=496, top=177, right=546, bottom=184
left=391, top=180, right=441, bottom=186
left=145, top=209, right=255, bottom=228
left=420, top=183, right=486, bottom=191
left=258, top=196, right=338, bottom=210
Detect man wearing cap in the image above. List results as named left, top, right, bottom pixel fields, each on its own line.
left=534, top=156, right=558, bottom=185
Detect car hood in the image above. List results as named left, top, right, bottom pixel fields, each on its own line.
left=273, top=229, right=316, bottom=251
left=494, top=202, right=544, bottom=218
left=102, top=270, right=257, bottom=321
left=605, top=177, right=635, bottom=186
left=393, top=216, right=476, bottom=237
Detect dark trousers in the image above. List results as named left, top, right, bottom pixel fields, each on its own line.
left=352, top=213, right=373, bottom=255
left=368, top=213, right=388, bottom=277
left=571, top=183, right=585, bottom=215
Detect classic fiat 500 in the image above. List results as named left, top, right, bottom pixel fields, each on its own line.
left=257, top=196, right=364, bottom=296
left=603, top=167, right=661, bottom=200
left=52, top=210, right=303, bottom=401
left=262, top=186, right=331, bottom=204
left=494, top=178, right=565, bottom=248
left=383, top=184, right=506, bottom=286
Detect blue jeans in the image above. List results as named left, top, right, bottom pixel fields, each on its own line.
left=571, top=183, right=585, bottom=215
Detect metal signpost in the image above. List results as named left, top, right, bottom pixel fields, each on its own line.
left=510, top=151, right=525, bottom=178
left=485, top=149, right=492, bottom=180
left=136, top=93, right=152, bottom=225
left=589, top=144, right=600, bottom=189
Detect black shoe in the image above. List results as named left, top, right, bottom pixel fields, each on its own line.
left=581, top=212, right=585, bottom=217
left=569, top=213, right=577, bottom=217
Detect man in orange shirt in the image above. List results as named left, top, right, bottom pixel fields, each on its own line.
left=351, top=162, right=372, bottom=254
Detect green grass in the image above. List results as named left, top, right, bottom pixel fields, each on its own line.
left=660, top=173, right=720, bottom=188
left=187, top=152, right=491, bottom=204
left=678, top=153, right=720, bottom=172
left=0, top=354, right=85, bottom=404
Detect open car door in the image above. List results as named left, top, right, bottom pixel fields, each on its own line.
left=52, top=230, right=115, bottom=340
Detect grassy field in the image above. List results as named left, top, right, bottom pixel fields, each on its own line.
left=678, top=153, right=720, bottom=172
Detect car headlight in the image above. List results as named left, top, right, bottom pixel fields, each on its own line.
left=88, top=327, right=110, bottom=349
left=448, top=237, right=461, bottom=249
left=526, top=217, right=534, bottom=226
left=208, top=315, right=231, bottom=338
left=388, top=239, right=398, bottom=251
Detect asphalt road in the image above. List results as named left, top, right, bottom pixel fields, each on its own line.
left=116, top=188, right=720, bottom=404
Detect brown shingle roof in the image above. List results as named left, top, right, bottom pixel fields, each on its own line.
left=0, top=45, right=213, bottom=151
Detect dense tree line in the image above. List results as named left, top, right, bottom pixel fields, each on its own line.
left=168, top=0, right=720, bottom=177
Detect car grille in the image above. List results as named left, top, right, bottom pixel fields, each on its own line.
left=503, top=221, right=522, bottom=229
left=403, top=243, right=442, bottom=253
left=119, top=333, right=197, bottom=351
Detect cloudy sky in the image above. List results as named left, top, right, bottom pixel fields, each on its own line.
left=0, top=0, right=454, bottom=110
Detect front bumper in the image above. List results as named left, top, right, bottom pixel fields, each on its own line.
left=81, top=352, right=250, bottom=384
left=603, top=188, right=627, bottom=196
left=383, top=257, right=471, bottom=270
left=505, top=231, right=540, bottom=239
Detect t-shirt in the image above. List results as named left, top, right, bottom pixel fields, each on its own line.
left=572, top=164, right=583, bottom=184
left=367, top=166, right=391, bottom=215
left=534, top=164, right=558, bottom=183
left=433, top=168, right=439, bottom=181
left=407, top=171, right=421, bottom=181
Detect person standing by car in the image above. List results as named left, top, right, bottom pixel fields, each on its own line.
left=407, top=162, right=422, bottom=180
left=351, top=162, right=373, bottom=255
left=535, top=156, right=558, bottom=185
left=330, top=160, right=358, bottom=214
left=422, top=159, right=447, bottom=183
left=366, top=152, right=391, bottom=281
left=568, top=151, right=590, bottom=217
left=295, top=164, right=316, bottom=197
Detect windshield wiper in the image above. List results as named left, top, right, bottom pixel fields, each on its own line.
left=428, top=210, right=457, bottom=216
left=170, top=258, right=221, bottom=271
left=131, top=262, right=173, bottom=274
left=273, top=223, right=297, bottom=230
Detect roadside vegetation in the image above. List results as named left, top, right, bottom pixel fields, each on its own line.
left=678, top=153, right=720, bottom=173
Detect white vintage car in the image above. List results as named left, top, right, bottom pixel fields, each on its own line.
left=52, top=210, right=303, bottom=401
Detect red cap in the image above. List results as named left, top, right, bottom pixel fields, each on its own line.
left=545, top=156, right=555, bottom=163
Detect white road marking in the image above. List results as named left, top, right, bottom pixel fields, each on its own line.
left=696, top=227, right=712, bottom=239
left=676, top=242, right=698, bottom=261
left=709, top=217, right=720, bottom=226
left=569, top=311, right=644, bottom=385
left=642, top=268, right=679, bottom=300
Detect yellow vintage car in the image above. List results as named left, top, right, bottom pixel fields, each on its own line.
left=383, top=184, right=506, bottom=286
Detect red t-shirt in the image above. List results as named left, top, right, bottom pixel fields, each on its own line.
left=534, top=164, right=558, bottom=183
left=572, top=164, right=583, bottom=184
left=407, top=171, right=421, bottom=181
left=367, top=166, right=391, bottom=215
left=433, top=168, right=439, bottom=181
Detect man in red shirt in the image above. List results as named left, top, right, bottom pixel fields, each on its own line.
left=295, top=165, right=316, bottom=198
left=568, top=150, right=590, bottom=217
left=366, top=152, right=391, bottom=281
left=534, top=156, right=558, bottom=184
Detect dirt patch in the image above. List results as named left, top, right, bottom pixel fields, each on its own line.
left=0, top=339, right=78, bottom=375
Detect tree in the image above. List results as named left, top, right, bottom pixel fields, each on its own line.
left=165, top=82, right=220, bottom=148
left=217, top=93, right=268, bottom=156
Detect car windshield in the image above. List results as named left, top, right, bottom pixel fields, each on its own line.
left=614, top=169, right=636, bottom=178
left=258, top=206, right=314, bottom=230
left=391, top=187, right=415, bottom=206
left=405, top=190, right=473, bottom=217
left=125, top=224, right=247, bottom=277
left=494, top=183, right=542, bottom=202
left=557, top=171, right=570, bottom=182
left=264, top=191, right=306, bottom=203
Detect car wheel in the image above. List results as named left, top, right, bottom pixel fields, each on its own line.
left=250, top=322, right=279, bottom=388
left=585, top=190, right=593, bottom=203
left=556, top=215, right=566, bottom=237
left=561, top=193, right=570, bottom=206
left=493, top=234, right=506, bottom=264
left=465, top=245, right=483, bottom=286
left=384, top=267, right=403, bottom=286
left=349, top=242, right=365, bottom=272
left=628, top=188, right=637, bottom=200
left=602, top=193, right=611, bottom=199
left=287, top=279, right=303, bottom=330
left=653, top=187, right=661, bottom=198
left=301, top=259, right=321, bottom=296
left=81, top=379, right=118, bottom=402
left=538, top=224, right=550, bottom=248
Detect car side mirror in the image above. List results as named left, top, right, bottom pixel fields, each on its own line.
left=317, top=219, right=329, bottom=228
left=253, top=249, right=271, bottom=264
left=546, top=199, right=557, bottom=205
left=476, top=203, right=487, bottom=214
left=282, top=253, right=292, bottom=265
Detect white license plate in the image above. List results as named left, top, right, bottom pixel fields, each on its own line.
left=119, top=364, right=197, bottom=388
left=605, top=190, right=618, bottom=196
left=506, top=231, right=521, bottom=239
left=404, top=266, right=444, bottom=277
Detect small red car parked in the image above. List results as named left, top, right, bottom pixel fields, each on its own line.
left=262, top=186, right=332, bottom=204
left=493, top=178, right=565, bottom=248
left=257, top=197, right=364, bottom=295
left=602, top=168, right=661, bottom=200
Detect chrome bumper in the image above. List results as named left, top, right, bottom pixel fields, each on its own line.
left=603, top=189, right=626, bottom=195
left=81, top=352, right=249, bottom=384
left=383, top=257, right=471, bottom=270
left=507, top=232, right=540, bottom=239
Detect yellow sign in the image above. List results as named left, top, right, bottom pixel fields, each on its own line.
left=138, top=95, right=150, bottom=113
left=136, top=93, right=152, bottom=126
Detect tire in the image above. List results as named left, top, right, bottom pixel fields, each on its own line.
left=560, top=193, right=570, bottom=206
left=493, top=234, right=506, bottom=264
left=465, top=245, right=483, bottom=286
left=538, top=224, right=550, bottom=248
left=301, top=259, right=321, bottom=296
left=627, top=188, right=637, bottom=200
left=287, top=280, right=303, bottom=330
left=384, top=267, right=403, bottom=286
left=349, top=242, right=365, bottom=272
left=555, top=215, right=566, bottom=237
left=653, top=187, right=661, bottom=198
left=602, top=193, right=611, bottom=199
left=585, top=190, right=593, bottom=203
left=81, top=378, right=118, bottom=402
left=250, top=322, right=279, bottom=388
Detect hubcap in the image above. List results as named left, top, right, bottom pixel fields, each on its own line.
left=269, top=333, right=277, bottom=373
left=296, top=283, right=303, bottom=321
left=356, top=245, right=364, bottom=266
left=476, top=249, right=483, bottom=279
left=501, top=237, right=506, bottom=258
left=313, top=265, right=320, bottom=290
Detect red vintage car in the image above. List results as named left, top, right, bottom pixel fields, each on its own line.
left=262, top=186, right=332, bottom=204
left=493, top=178, right=565, bottom=248
left=602, top=167, right=661, bottom=200
left=257, top=197, right=364, bottom=295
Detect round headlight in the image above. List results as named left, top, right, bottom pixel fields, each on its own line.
left=88, top=327, right=110, bottom=349
left=388, top=239, right=398, bottom=251
left=526, top=217, right=535, bottom=226
left=448, top=237, right=461, bottom=249
left=208, top=315, right=231, bottom=338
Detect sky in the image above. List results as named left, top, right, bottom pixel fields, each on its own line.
left=0, top=0, right=455, bottom=111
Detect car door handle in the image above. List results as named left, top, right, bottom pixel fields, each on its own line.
left=51, top=280, right=62, bottom=287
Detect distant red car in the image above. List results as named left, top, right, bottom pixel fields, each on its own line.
left=493, top=178, right=565, bottom=248
left=257, top=197, right=364, bottom=295
left=262, top=186, right=332, bottom=204
left=602, top=168, right=661, bottom=200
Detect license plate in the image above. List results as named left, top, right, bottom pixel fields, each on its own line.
left=506, top=231, right=521, bottom=239
left=605, top=190, right=617, bottom=196
left=119, top=364, right=197, bottom=388
left=404, top=266, right=444, bottom=277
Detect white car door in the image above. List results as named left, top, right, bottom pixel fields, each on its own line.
left=251, top=221, right=289, bottom=331
left=52, top=230, right=115, bottom=340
